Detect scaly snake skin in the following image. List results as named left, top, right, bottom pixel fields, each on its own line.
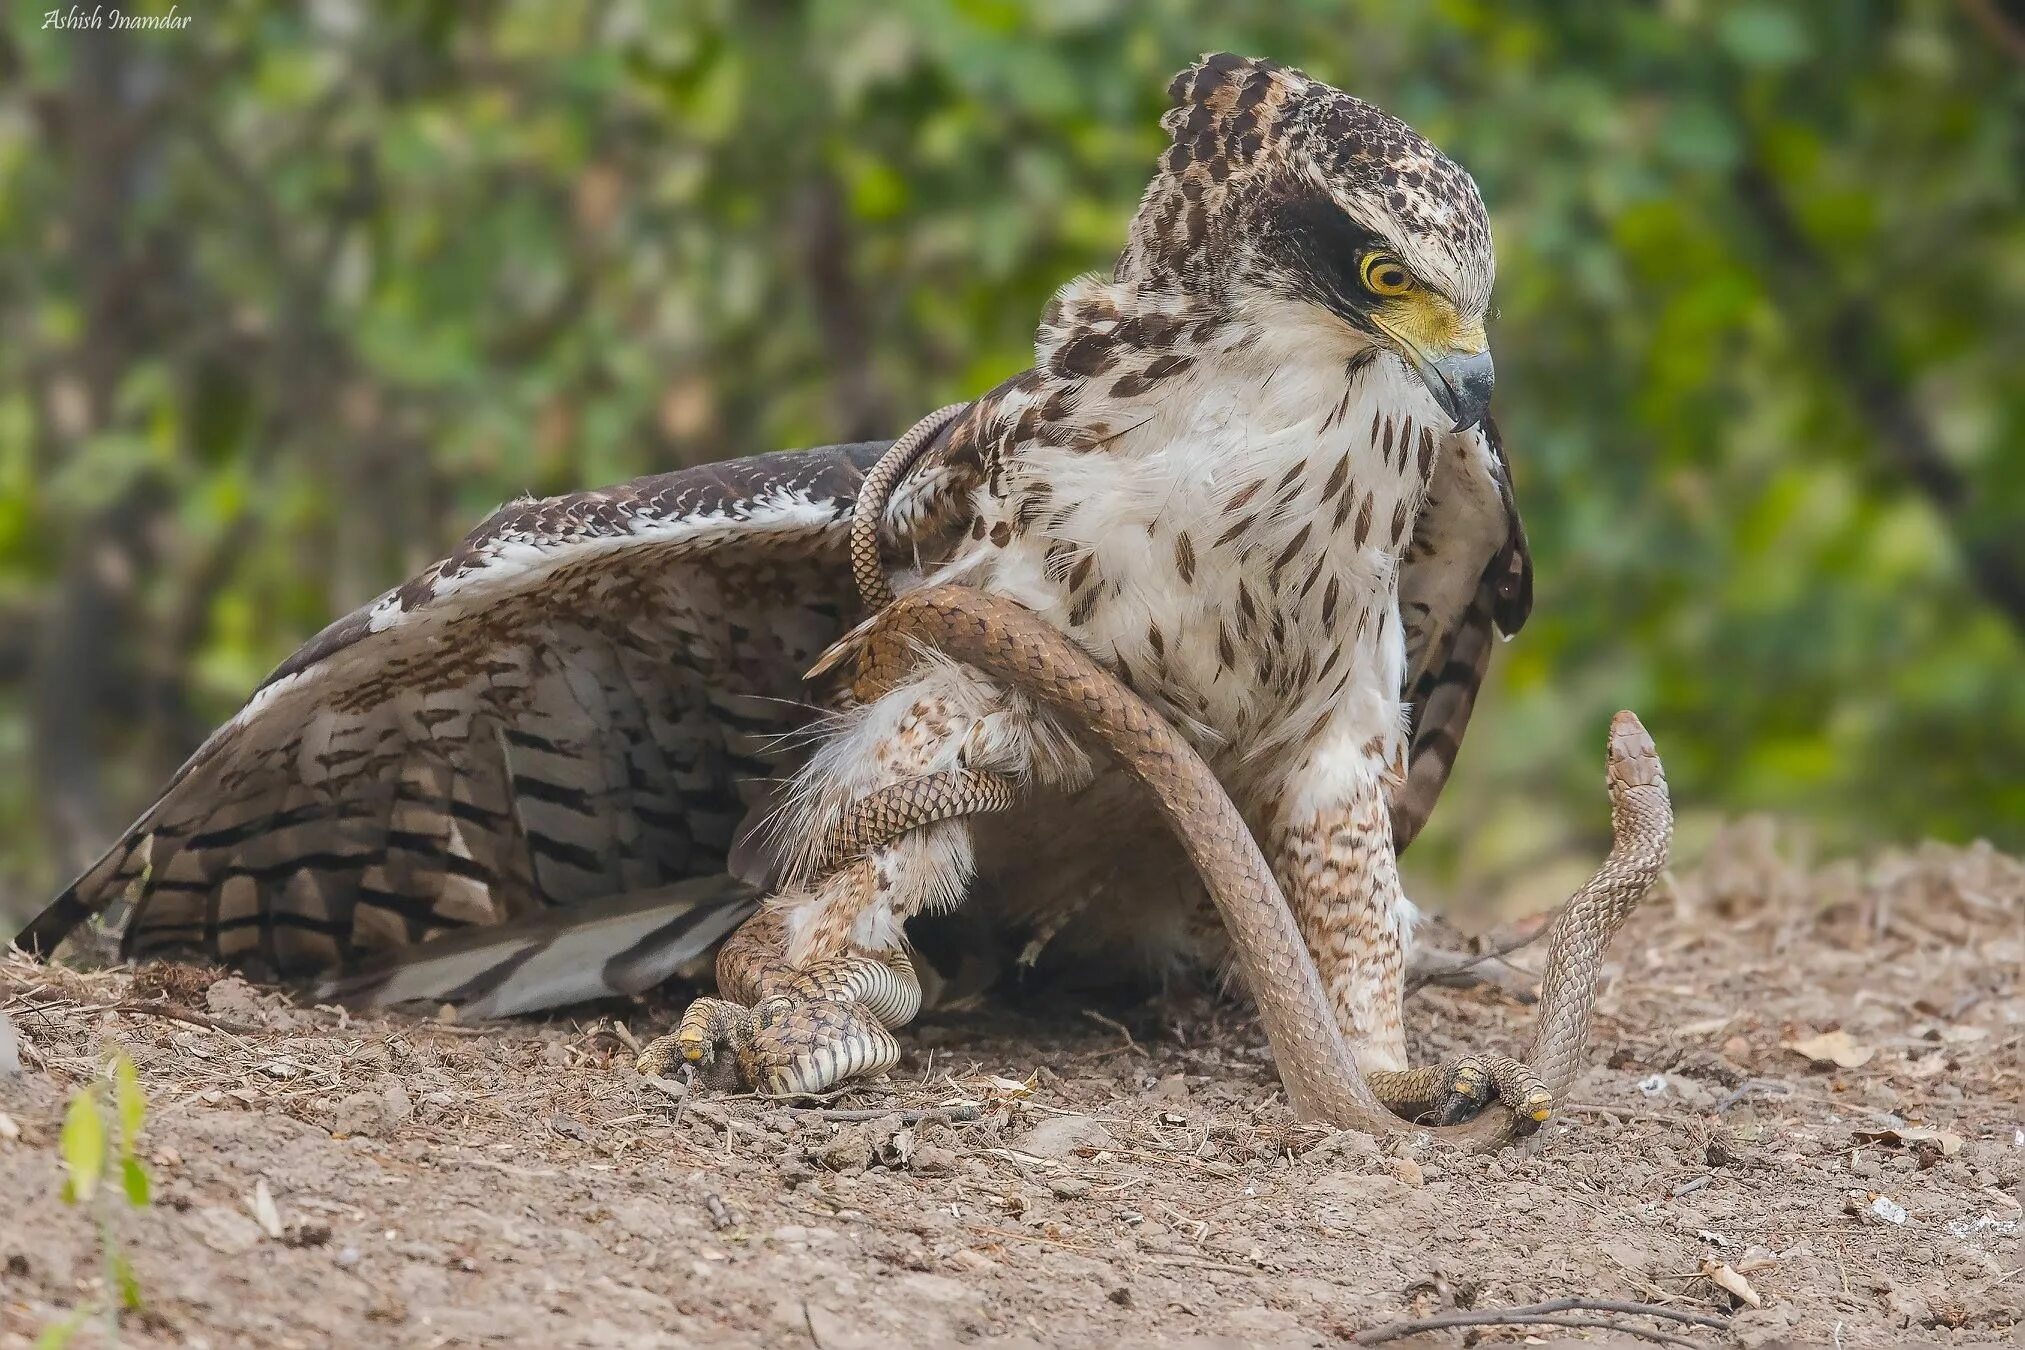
left=847, top=401, right=968, bottom=615
left=854, top=585, right=1671, bottom=1148
left=803, top=767, right=1021, bottom=878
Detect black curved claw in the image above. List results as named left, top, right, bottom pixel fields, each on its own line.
left=1432, top=1056, right=1497, bottom=1126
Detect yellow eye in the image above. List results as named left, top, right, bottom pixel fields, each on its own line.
left=1360, top=252, right=1415, bottom=296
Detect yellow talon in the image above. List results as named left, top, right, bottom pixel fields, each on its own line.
left=634, top=1034, right=680, bottom=1077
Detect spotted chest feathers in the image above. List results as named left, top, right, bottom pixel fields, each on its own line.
left=945, top=298, right=1449, bottom=791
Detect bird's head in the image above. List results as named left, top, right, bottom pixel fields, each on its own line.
left=1121, top=54, right=1495, bottom=431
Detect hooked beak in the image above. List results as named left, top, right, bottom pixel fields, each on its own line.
left=1402, top=343, right=1495, bottom=433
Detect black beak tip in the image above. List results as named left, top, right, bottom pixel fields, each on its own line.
left=1434, top=350, right=1495, bottom=433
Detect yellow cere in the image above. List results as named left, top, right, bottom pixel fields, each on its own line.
left=1376, top=287, right=1486, bottom=358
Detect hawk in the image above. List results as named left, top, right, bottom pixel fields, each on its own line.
left=21, top=56, right=1530, bottom=1116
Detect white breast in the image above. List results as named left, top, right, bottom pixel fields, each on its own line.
left=958, top=334, right=1447, bottom=788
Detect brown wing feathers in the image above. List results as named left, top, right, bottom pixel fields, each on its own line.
left=17, top=442, right=895, bottom=983
left=1391, top=416, right=1532, bottom=853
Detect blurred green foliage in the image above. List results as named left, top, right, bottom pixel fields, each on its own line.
left=0, top=0, right=2019, bottom=923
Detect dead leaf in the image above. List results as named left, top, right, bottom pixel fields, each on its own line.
left=250, top=1178, right=283, bottom=1239
left=1701, top=1258, right=1763, bottom=1308
left=1677, top=1014, right=1737, bottom=1038
left=1786, top=1030, right=1874, bottom=1068
left=1852, top=1125, right=1965, bottom=1156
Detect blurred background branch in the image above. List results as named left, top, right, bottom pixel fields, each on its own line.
left=0, top=1, right=2019, bottom=925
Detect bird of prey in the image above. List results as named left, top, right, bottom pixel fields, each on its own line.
left=21, top=55, right=1529, bottom=1112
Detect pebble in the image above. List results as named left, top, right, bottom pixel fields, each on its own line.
left=330, top=1093, right=380, bottom=1138
left=188, top=1205, right=263, bottom=1255
left=204, top=977, right=266, bottom=1020
left=379, top=1079, right=414, bottom=1126
left=1385, top=1155, right=1425, bottom=1187
left=1014, top=1114, right=1114, bottom=1159
left=771, top=1224, right=837, bottom=1246
left=815, top=1126, right=872, bottom=1174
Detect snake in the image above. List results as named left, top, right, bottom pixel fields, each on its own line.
left=664, top=410, right=1672, bottom=1145
left=846, top=585, right=1671, bottom=1148
left=847, top=400, right=969, bottom=615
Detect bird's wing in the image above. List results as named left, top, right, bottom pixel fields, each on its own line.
left=312, top=874, right=760, bottom=1017
left=17, top=438, right=974, bottom=1003
left=1392, top=416, right=1531, bottom=852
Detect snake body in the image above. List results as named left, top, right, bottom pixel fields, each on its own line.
left=847, top=401, right=967, bottom=615
left=848, top=585, right=1671, bottom=1147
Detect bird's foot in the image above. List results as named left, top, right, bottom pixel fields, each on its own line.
left=1366, top=1052, right=1553, bottom=1131
left=636, top=949, right=920, bottom=1096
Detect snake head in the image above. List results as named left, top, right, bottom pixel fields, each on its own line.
left=1605, top=711, right=1665, bottom=793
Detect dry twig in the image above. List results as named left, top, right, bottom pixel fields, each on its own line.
left=802, top=1104, right=983, bottom=1124
left=1353, top=1296, right=1728, bottom=1346
left=1404, top=922, right=1548, bottom=995
left=1080, top=1009, right=1145, bottom=1056
left=75, top=1000, right=264, bottom=1037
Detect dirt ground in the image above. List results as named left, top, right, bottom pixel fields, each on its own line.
left=2, top=826, right=2020, bottom=1349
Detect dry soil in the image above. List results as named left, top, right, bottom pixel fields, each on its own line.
left=2, top=826, right=2020, bottom=1348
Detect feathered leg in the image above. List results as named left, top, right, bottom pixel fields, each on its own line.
left=639, top=657, right=1088, bottom=1094
left=1262, top=723, right=1549, bottom=1127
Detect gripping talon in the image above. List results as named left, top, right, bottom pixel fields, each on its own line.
left=1433, top=1056, right=1496, bottom=1126
left=746, top=996, right=901, bottom=1096
left=646, top=983, right=906, bottom=1098
left=1367, top=1051, right=1553, bottom=1129
left=787, top=949, right=922, bottom=1029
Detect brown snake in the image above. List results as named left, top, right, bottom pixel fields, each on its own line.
left=845, top=585, right=1671, bottom=1147
left=847, top=401, right=968, bottom=615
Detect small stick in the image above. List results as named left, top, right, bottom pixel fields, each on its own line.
left=1140, top=1251, right=1258, bottom=1276
left=1716, top=1078, right=1792, bottom=1113
left=1358, top=1314, right=1702, bottom=1347
left=1353, top=1297, right=1728, bottom=1346
left=1566, top=1101, right=1679, bottom=1127
left=1403, top=913, right=1553, bottom=987
left=78, top=1001, right=264, bottom=1037
left=1081, top=1009, right=1144, bottom=1056
left=800, top=1104, right=983, bottom=1124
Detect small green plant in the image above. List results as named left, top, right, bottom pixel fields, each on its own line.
left=39, top=1046, right=152, bottom=1349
